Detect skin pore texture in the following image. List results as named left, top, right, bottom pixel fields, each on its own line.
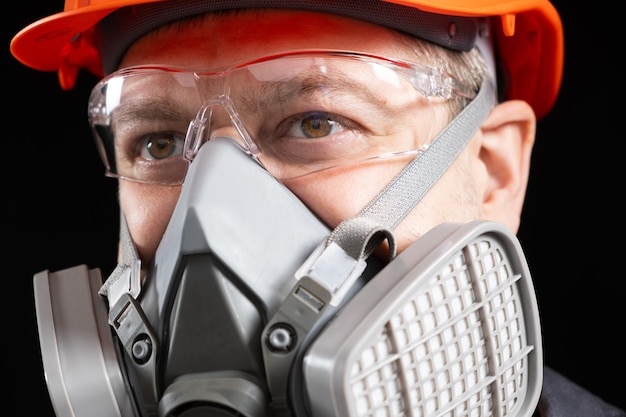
left=116, top=9, right=536, bottom=265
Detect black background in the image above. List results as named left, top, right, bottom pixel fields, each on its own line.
left=6, top=1, right=624, bottom=414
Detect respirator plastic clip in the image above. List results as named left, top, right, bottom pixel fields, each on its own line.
left=108, top=292, right=160, bottom=410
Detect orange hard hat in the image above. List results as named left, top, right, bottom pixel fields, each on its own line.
left=10, top=0, right=563, bottom=119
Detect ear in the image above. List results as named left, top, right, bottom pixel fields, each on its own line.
left=479, top=100, right=536, bottom=232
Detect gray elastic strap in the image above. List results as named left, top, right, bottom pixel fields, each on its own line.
left=329, top=77, right=496, bottom=261
left=98, top=208, right=140, bottom=298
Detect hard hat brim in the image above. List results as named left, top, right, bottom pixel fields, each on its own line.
left=10, top=0, right=162, bottom=72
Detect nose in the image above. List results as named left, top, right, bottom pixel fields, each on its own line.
left=209, top=126, right=244, bottom=142
left=185, top=100, right=258, bottom=162
left=206, top=104, right=256, bottom=152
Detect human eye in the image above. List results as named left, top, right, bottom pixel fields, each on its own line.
left=117, top=128, right=187, bottom=172
left=258, top=106, right=372, bottom=164
left=283, top=111, right=348, bottom=139
left=137, top=131, right=186, bottom=161
left=104, top=96, right=196, bottom=183
left=111, top=122, right=189, bottom=184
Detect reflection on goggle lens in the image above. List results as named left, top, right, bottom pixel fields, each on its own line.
left=88, top=50, right=476, bottom=185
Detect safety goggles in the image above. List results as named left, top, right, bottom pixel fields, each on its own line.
left=88, top=50, right=477, bottom=185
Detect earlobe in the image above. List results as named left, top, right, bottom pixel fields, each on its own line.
left=479, top=100, right=536, bottom=232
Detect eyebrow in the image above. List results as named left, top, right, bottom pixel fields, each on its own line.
left=235, top=73, right=395, bottom=118
left=112, top=96, right=192, bottom=131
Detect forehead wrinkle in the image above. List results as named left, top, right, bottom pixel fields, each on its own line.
left=112, top=96, right=191, bottom=130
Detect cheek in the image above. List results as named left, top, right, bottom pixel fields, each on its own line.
left=118, top=182, right=181, bottom=264
left=285, top=149, right=484, bottom=257
left=283, top=159, right=410, bottom=229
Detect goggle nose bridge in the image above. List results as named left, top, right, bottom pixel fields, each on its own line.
left=183, top=94, right=260, bottom=162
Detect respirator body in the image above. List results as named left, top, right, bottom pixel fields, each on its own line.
left=34, top=138, right=543, bottom=417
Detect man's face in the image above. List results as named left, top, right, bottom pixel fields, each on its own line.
left=116, top=9, right=491, bottom=265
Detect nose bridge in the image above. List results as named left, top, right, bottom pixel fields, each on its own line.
left=206, top=101, right=246, bottom=141
left=184, top=91, right=258, bottom=162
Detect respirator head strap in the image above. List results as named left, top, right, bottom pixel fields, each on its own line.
left=99, top=208, right=142, bottom=305
left=345, top=76, right=496, bottom=237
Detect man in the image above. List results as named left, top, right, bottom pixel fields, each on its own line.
left=10, top=1, right=625, bottom=416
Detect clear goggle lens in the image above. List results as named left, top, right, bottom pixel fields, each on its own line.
left=88, top=51, right=476, bottom=185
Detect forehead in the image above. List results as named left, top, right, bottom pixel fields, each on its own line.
left=118, top=9, right=411, bottom=70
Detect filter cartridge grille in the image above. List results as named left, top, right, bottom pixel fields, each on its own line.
left=349, top=235, right=532, bottom=417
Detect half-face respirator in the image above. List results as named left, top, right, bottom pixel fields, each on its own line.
left=33, top=76, right=542, bottom=417
left=34, top=137, right=542, bottom=417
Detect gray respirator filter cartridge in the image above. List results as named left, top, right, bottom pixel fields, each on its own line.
left=303, top=220, right=542, bottom=417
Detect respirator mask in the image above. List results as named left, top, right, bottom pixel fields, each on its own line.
left=33, top=53, right=543, bottom=417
